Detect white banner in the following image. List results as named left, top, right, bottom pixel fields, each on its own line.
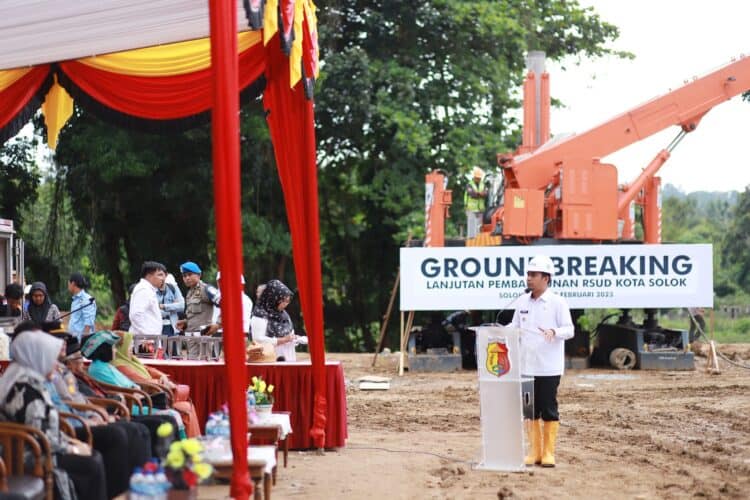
left=400, top=244, right=713, bottom=310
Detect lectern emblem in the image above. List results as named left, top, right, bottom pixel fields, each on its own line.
left=486, top=340, right=510, bottom=377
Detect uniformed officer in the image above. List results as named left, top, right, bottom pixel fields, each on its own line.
left=176, top=261, right=221, bottom=357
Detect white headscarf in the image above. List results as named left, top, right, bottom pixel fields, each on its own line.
left=0, top=330, right=63, bottom=403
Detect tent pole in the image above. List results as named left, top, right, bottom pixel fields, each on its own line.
left=208, top=1, right=252, bottom=498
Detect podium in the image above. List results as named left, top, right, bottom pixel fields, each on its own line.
left=474, top=325, right=533, bottom=471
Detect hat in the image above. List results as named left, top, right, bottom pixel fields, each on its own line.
left=527, top=255, right=555, bottom=276
left=80, top=331, right=120, bottom=358
left=472, top=166, right=484, bottom=178
left=216, top=271, right=245, bottom=284
left=180, top=261, right=202, bottom=274
left=63, top=337, right=83, bottom=361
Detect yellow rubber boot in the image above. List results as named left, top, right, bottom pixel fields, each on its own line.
left=524, top=419, right=542, bottom=465
left=541, top=420, right=560, bottom=467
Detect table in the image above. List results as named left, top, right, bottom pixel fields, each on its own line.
left=144, top=360, right=348, bottom=449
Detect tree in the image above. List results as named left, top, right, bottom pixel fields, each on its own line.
left=0, top=136, right=40, bottom=224
left=722, top=187, right=750, bottom=292
left=315, top=0, right=625, bottom=350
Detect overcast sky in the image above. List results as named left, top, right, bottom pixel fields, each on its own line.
left=545, top=0, right=750, bottom=193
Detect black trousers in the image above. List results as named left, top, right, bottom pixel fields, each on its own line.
left=75, top=424, right=130, bottom=498
left=133, top=414, right=179, bottom=453
left=112, top=420, right=152, bottom=469
left=56, top=450, right=107, bottom=500
left=533, top=375, right=561, bottom=421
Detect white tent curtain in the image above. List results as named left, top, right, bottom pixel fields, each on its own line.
left=0, top=0, right=247, bottom=70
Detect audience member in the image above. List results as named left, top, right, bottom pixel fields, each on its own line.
left=67, top=272, right=96, bottom=340
left=112, top=283, right=136, bottom=331
left=157, top=273, right=184, bottom=337
left=113, top=332, right=200, bottom=437
left=212, top=271, right=253, bottom=335
left=251, top=279, right=306, bottom=361
left=0, top=324, right=107, bottom=500
left=177, top=261, right=220, bottom=357
left=129, top=261, right=167, bottom=336
left=22, top=281, right=61, bottom=329
left=0, top=283, right=24, bottom=318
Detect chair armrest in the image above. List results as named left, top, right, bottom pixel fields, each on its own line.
left=95, top=382, right=153, bottom=414
left=0, top=422, right=54, bottom=497
left=87, top=397, right=131, bottom=421
left=0, top=456, right=7, bottom=492
left=138, top=381, right=174, bottom=407
left=59, top=412, right=92, bottom=448
left=66, top=402, right=108, bottom=422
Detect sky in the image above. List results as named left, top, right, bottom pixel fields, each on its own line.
left=544, top=0, right=750, bottom=193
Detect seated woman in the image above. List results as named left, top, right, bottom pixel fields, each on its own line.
left=113, top=332, right=200, bottom=437
left=0, top=327, right=107, bottom=500
left=22, top=281, right=61, bottom=329
left=251, top=279, right=307, bottom=362
left=64, top=336, right=178, bottom=447
left=82, top=331, right=187, bottom=438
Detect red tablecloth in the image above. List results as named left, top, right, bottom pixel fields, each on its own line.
left=144, top=360, right=348, bottom=450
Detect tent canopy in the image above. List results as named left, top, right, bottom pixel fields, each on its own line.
left=0, top=2, right=327, bottom=497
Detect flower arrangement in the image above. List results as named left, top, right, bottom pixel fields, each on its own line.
left=156, top=422, right=213, bottom=490
left=249, top=376, right=274, bottom=405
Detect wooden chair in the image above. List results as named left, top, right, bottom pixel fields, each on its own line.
left=94, top=381, right=153, bottom=415
left=86, top=397, right=131, bottom=421
left=58, top=412, right=92, bottom=448
left=0, top=422, right=54, bottom=500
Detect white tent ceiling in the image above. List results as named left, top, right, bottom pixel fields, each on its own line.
left=0, top=0, right=247, bottom=70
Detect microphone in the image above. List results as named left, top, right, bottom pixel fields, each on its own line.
left=493, top=287, right=531, bottom=324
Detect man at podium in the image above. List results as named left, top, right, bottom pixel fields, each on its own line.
left=509, top=255, right=574, bottom=468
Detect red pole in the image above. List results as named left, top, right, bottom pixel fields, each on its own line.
left=208, top=1, right=252, bottom=498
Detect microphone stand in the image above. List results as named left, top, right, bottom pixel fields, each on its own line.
left=57, top=297, right=96, bottom=321
left=493, top=287, right=532, bottom=324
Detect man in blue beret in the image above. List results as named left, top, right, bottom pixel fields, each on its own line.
left=177, top=261, right=221, bottom=357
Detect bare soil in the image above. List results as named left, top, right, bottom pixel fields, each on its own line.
left=204, top=345, right=750, bottom=499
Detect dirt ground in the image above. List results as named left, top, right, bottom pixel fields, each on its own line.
left=204, top=344, right=750, bottom=499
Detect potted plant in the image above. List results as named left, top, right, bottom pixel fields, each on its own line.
left=157, top=423, right=213, bottom=499
left=249, top=376, right=275, bottom=416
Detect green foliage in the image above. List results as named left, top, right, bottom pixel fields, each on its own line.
left=0, top=136, right=40, bottom=225
left=316, top=0, right=625, bottom=350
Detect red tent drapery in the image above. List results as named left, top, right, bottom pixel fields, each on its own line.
left=0, top=1, right=328, bottom=492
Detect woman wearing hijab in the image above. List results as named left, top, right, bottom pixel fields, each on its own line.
left=251, top=279, right=307, bottom=362
left=112, top=332, right=200, bottom=437
left=22, top=281, right=61, bottom=327
left=82, top=331, right=187, bottom=438
left=0, top=328, right=107, bottom=500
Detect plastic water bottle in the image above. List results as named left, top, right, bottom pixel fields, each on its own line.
left=246, top=389, right=256, bottom=408
left=129, top=469, right=148, bottom=500
left=218, top=417, right=231, bottom=438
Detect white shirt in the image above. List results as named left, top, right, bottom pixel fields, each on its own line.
left=212, top=293, right=253, bottom=333
left=510, top=289, right=574, bottom=376
left=129, top=278, right=162, bottom=335
left=250, top=316, right=296, bottom=362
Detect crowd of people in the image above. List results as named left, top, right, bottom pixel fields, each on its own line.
left=0, top=260, right=306, bottom=498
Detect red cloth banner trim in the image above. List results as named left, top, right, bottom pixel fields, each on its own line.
left=279, top=0, right=296, bottom=56
left=57, top=45, right=265, bottom=120
left=0, top=65, right=52, bottom=144
left=263, top=33, right=327, bottom=448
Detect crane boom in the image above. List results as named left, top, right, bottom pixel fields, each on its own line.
left=506, top=55, right=750, bottom=190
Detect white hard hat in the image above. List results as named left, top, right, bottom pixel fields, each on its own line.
left=472, top=166, right=484, bottom=178
left=527, top=255, right=555, bottom=275
left=216, top=271, right=245, bottom=284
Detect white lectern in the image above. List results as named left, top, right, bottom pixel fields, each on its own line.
left=474, top=325, right=532, bottom=471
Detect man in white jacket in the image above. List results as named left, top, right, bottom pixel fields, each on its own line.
left=510, top=255, right=574, bottom=468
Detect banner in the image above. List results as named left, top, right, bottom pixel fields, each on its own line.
left=400, top=244, right=713, bottom=310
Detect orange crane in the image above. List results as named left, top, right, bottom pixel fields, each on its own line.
left=420, top=53, right=750, bottom=370
left=485, top=52, right=750, bottom=244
